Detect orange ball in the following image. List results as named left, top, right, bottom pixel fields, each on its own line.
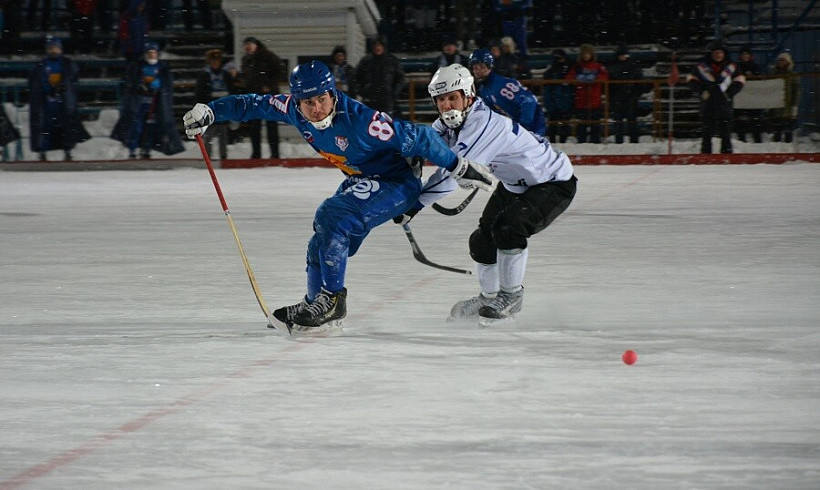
left=622, top=350, right=638, bottom=365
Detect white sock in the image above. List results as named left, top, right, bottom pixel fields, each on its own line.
left=498, top=248, right=528, bottom=292
left=476, top=262, right=499, bottom=297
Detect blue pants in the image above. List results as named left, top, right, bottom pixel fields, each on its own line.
left=305, top=174, right=421, bottom=300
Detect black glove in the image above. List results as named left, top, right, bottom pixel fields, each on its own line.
left=392, top=206, right=420, bottom=225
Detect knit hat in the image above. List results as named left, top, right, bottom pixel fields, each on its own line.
left=143, top=40, right=160, bottom=52
left=615, top=44, right=629, bottom=57
left=331, top=45, right=346, bottom=57
left=579, top=43, right=595, bottom=60
left=776, top=52, right=794, bottom=68
left=45, top=35, right=62, bottom=49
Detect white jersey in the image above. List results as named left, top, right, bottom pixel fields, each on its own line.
left=419, top=98, right=573, bottom=206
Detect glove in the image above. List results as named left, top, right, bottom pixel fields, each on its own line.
left=183, top=103, right=215, bottom=139
left=451, top=157, right=493, bottom=192
left=393, top=206, right=420, bottom=225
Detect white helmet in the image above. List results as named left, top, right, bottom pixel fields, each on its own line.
left=428, top=64, right=475, bottom=128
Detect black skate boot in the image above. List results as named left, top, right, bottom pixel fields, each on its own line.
left=267, top=297, right=308, bottom=334
left=291, top=287, right=347, bottom=330
left=478, top=287, right=523, bottom=326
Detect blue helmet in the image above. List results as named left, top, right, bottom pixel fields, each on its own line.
left=468, top=49, right=494, bottom=69
left=289, top=61, right=335, bottom=100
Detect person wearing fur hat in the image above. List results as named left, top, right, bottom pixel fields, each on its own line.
left=28, top=36, right=90, bottom=161
left=565, top=43, right=608, bottom=143
left=770, top=52, right=799, bottom=143
left=111, top=41, right=184, bottom=159
left=686, top=45, right=745, bottom=153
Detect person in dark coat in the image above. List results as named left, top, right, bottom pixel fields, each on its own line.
left=329, top=45, right=356, bottom=97
left=28, top=36, right=90, bottom=161
left=542, top=48, right=574, bottom=143
left=607, top=44, right=644, bottom=143
left=686, top=45, right=745, bottom=154
left=117, top=0, right=148, bottom=62
left=428, top=38, right=468, bottom=75
left=733, top=46, right=762, bottom=143
left=111, top=41, right=184, bottom=158
left=194, top=48, right=240, bottom=159
left=355, top=36, right=406, bottom=118
left=241, top=36, right=283, bottom=159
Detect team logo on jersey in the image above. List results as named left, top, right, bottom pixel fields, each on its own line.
left=302, top=131, right=314, bottom=143
left=335, top=135, right=349, bottom=152
left=344, top=178, right=380, bottom=200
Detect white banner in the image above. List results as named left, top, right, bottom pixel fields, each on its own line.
left=733, top=78, right=786, bottom=110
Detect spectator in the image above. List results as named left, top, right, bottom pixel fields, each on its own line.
left=542, top=48, right=574, bottom=143
left=770, top=52, right=798, bottom=143
left=241, top=36, right=283, bottom=159
left=734, top=46, right=763, bottom=143
left=495, top=36, right=530, bottom=79
left=195, top=48, right=240, bottom=160
left=118, top=0, right=148, bottom=62
left=607, top=44, right=643, bottom=143
left=454, top=0, right=478, bottom=50
left=468, top=48, right=546, bottom=136
left=686, top=45, right=745, bottom=154
left=111, top=41, right=184, bottom=159
left=565, top=43, right=608, bottom=143
left=28, top=36, right=90, bottom=161
left=355, top=36, right=406, bottom=118
left=1, top=0, right=24, bottom=55
left=182, top=0, right=212, bottom=31
left=329, top=45, right=356, bottom=96
left=407, top=0, right=438, bottom=51
left=68, top=0, right=96, bottom=54
left=492, top=0, right=531, bottom=56
left=428, top=38, right=468, bottom=75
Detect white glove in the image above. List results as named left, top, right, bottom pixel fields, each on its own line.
left=451, top=157, right=493, bottom=192
left=182, top=103, right=215, bottom=139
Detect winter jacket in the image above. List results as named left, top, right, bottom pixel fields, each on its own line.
left=565, top=60, right=609, bottom=110
left=686, top=56, right=745, bottom=114
left=542, top=60, right=574, bottom=115
left=241, top=47, right=284, bottom=94
left=28, top=55, right=91, bottom=152
left=607, top=56, right=644, bottom=103
left=355, top=52, right=406, bottom=115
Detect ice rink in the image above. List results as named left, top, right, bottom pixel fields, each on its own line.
left=2, top=163, right=818, bottom=489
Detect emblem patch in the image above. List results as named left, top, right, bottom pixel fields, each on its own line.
left=335, top=135, right=349, bottom=151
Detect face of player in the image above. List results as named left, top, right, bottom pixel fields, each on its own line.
left=298, top=92, right=335, bottom=123
left=471, top=63, right=491, bottom=81
left=434, top=90, right=470, bottom=114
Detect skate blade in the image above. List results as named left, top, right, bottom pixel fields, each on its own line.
left=478, top=315, right=516, bottom=328
left=446, top=315, right=478, bottom=323
left=267, top=317, right=294, bottom=335
left=289, top=319, right=345, bottom=335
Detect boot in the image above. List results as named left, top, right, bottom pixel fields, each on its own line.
left=479, top=287, right=524, bottom=325
left=292, top=287, right=346, bottom=328
left=267, top=297, right=308, bottom=332
left=448, top=293, right=496, bottom=321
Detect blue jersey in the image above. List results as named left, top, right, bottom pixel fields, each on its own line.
left=208, top=91, right=457, bottom=178
left=476, top=72, right=546, bottom=136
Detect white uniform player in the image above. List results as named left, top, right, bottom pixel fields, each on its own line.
left=414, top=64, right=577, bottom=325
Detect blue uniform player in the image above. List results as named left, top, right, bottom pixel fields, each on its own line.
left=467, top=49, right=546, bottom=137
left=183, top=61, right=492, bottom=331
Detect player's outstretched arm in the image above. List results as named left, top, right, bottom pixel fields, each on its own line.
left=451, top=157, right=493, bottom=191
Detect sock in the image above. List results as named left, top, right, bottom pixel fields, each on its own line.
left=498, top=248, right=528, bottom=292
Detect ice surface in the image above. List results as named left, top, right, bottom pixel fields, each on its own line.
left=1, top=164, right=818, bottom=488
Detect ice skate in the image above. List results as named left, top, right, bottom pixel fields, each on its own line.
left=291, top=287, right=347, bottom=330
left=478, top=287, right=523, bottom=327
left=267, top=297, right=308, bottom=334
left=447, top=293, right=495, bottom=321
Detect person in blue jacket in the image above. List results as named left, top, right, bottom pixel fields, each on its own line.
left=183, top=61, right=492, bottom=331
left=467, top=49, right=546, bottom=137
